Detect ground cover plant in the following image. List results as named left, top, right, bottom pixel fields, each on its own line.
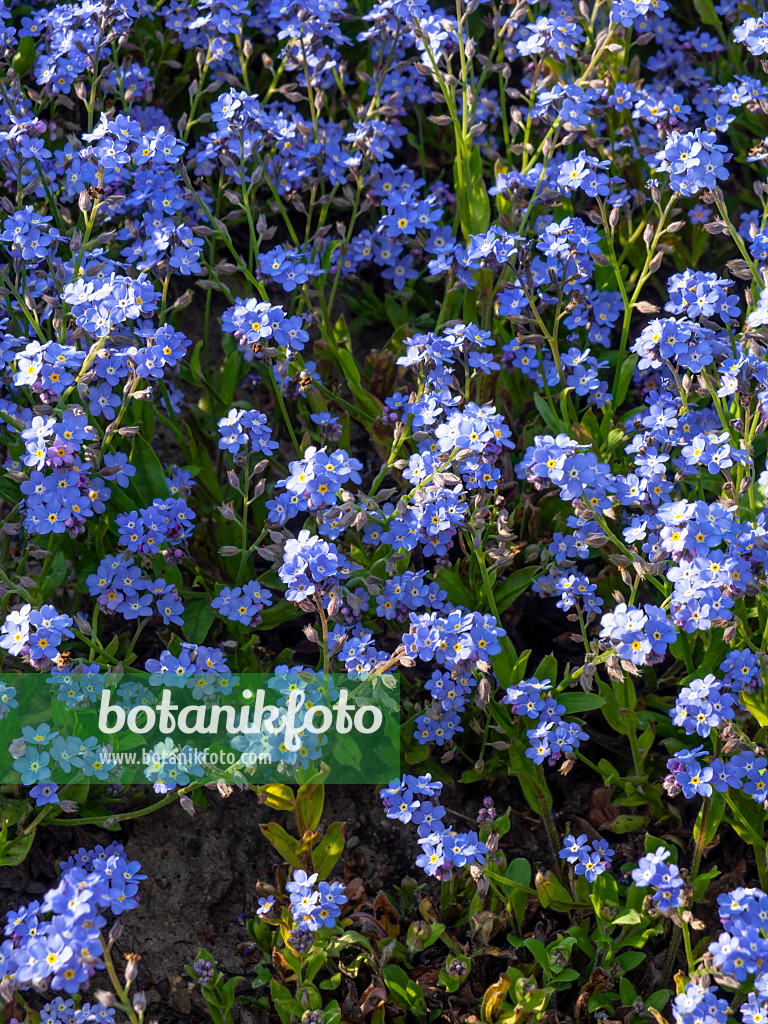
left=4, top=0, right=768, bottom=1020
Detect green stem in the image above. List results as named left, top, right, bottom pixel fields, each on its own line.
left=99, top=934, right=142, bottom=1024
left=54, top=783, right=202, bottom=826
left=663, top=796, right=711, bottom=985
left=535, top=763, right=564, bottom=884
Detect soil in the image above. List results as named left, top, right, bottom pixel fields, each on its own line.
left=0, top=761, right=563, bottom=1023
left=0, top=583, right=641, bottom=1024
left=0, top=703, right=750, bottom=1024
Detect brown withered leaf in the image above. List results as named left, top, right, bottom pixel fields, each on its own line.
left=349, top=913, right=389, bottom=940
left=575, top=968, right=611, bottom=1024
left=343, top=876, right=366, bottom=909
left=587, top=786, right=615, bottom=827
left=358, top=983, right=386, bottom=1016
left=271, top=948, right=289, bottom=979
left=373, top=891, right=400, bottom=938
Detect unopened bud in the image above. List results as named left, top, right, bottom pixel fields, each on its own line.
left=470, top=864, right=489, bottom=895
left=330, top=633, right=348, bottom=655
left=124, top=953, right=141, bottom=984
left=94, top=991, right=116, bottom=1008
left=406, top=921, right=430, bottom=954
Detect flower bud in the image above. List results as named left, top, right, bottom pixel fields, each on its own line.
left=124, top=953, right=141, bottom=984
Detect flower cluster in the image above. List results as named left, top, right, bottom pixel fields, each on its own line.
left=286, top=869, right=347, bottom=933
left=218, top=410, right=279, bottom=456
left=278, top=530, right=355, bottom=603
left=631, top=847, right=685, bottom=911
left=672, top=886, right=768, bottom=1024
left=380, top=773, right=488, bottom=879
left=503, top=678, right=588, bottom=765
left=0, top=604, right=74, bottom=666
left=558, top=834, right=614, bottom=883
left=1, top=843, right=143, bottom=997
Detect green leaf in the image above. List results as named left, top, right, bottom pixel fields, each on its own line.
left=535, top=654, right=558, bottom=684
left=613, top=354, right=639, bottom=408
left=323, top=931, right=375, bottom=959
left=504, top=858, right=532, bottom=929
left=39, top=550, right=68, bottom=600
left=646, top=990, right=673, bottom=1011
left=258, top=784, right=295, bottom=811
left=384, top=293, right=407, bottom=328
left=455, top=145, right=490, bottom=239
left=558, top=692, right=606, bottom=713
left=383, top=964, right=427, bottom=1019
left=313, top=822, right=345, bottom=880
left=616, top=950, right=645, bottom=971
left=533, top=392, right=563, bottom=434
left=257, top=599, right=304, bottom=632
left=467, top=146, right=490, bottom=235
left=189, top=340, right=204, bottom=381
left=612, top=909, right=643, bottom=926
left=270, top=980, right=300, bottom=1024
left=246, top=917, right=274, bottom=953
left=435, top=568, right=474, bottom=609
left=694, top=793, right=724, bottom=847
left=332, top=349, right=382, bottom=421
left=553, top=969, right=579, bottom=986
left=693, top=0, right=726, bottom=37
left=603, top=814, right=649, bottom=834
left=741, top=689, right=768, bottom=727
left=523, top=937, right=550, bottom=970
left=596, top=680, right=630, bottom=735
left=597, top=758, right=621, bottom=786
left=692, top=864, right=720, bottom=902
left=184, top=598, right=216, bottom=644
left=220, top=351, right=241, bottom=408
left=495, top=566, right=542, bottom=614
left=592, top=871, right=618, bottom=908
left=507, top=738, right=547, bottom=815
left=295, top=784, right=324, bottom=834
left=185, top=434, right=222, bottom=504
left=12, top=36, right=35, bottom=76
left=535, top=872, right=576, bottom=913
left=619, top=978, right=637, bottom=1005
left=128, top=434, right=170, bottom=507
left=259, top=822, right=303, bottom=868
left=0, top=825, right=34, bottom=868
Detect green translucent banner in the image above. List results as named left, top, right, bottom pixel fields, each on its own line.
left=0, top=667, right=400, bottom=788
